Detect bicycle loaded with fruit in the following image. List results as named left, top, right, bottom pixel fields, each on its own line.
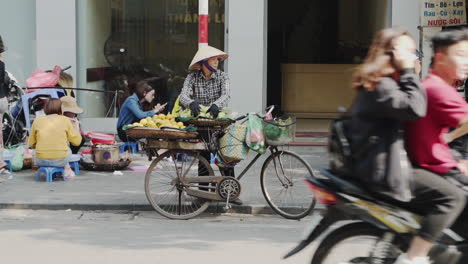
left=122, top=45, right=317, bottom=219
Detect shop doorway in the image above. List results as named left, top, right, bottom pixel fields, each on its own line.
left=267, top=0, right=390, bottom=130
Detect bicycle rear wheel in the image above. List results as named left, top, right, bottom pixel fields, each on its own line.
left=260, top=150, right=316, bottom=219
left=145, top=150, right=213, bottom=220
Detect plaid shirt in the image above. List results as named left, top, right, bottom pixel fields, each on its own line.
left=179, top=70, right=231, bottom=108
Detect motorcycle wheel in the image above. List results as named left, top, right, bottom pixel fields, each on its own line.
left=311, top=223, right=404, bottom=264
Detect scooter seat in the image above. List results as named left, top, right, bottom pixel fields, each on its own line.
left=319, top=168, right=375, bottom=200
left=319, top=168, right=415, bottom=210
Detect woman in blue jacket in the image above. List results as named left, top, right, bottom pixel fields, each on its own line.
left=116, top=80, right=165, bottom=141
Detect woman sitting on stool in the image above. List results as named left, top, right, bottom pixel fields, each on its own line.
left=116, top=80, right=165, bottom=142
left=28, top=98, right=82, bottom=178
left=60, top=96, right=85, bottom=154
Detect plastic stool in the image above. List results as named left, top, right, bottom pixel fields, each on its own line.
left=4, top=153, right=14, bottom=173
left=176, top=153, right=190, bottom=162
left=68, top=154, right=81, bottom=175
left=36, top=167, right=65, bottom=182
left=69, top=161, right=80, bottom=175
left=120, top=142, right=138, bottom=153
left=4, top=160, right=12, bottom=172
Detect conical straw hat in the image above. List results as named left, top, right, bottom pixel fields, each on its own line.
left=188, top=45, right=228, bottom=71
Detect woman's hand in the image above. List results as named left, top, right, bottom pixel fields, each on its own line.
left=154, top=103, right=166, bottom=113
left=392, top=49, right=418, bottom=70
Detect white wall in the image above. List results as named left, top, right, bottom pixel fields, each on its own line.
left=79, top=0, right=112, bottom=118
left=225, top=0, right=267, bottom=114
left=392, top=0, right=434, bottom=76
left=0, top=0, right=37, bottom=84
left=392, top=0, right=420, bottom=40
left=36, top=0, right=77, bottom=82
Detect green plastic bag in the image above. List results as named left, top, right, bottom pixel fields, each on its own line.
left=9, top=144, right=25, bottom=171
left=245, top=113, right=266, bottom=154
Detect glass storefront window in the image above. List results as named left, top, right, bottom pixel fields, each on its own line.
left=80, top=0, right=225, bottom=118
left=267, top=0, right=390, bottom=117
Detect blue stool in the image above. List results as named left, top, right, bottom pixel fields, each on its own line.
left=120, top=142, right=138, bottom=153
left=68, top=154, right=81, bottom=175
left=176, top=153, right=190, bottom=162
left=69, top=161, right=80, bottom=175
left=36, top=167, right=65, bottom=182
left=4, top=153, right=14, bottom=173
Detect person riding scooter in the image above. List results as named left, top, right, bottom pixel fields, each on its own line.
left=348, top=27, right=466, bottom=264
left=404, top=29, right=468, bottom=256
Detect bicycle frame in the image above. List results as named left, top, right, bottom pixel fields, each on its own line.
left=235, top=146, right=279, bottom=181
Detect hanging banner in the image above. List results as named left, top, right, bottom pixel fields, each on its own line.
left=420, top=0, right=466, bottom=27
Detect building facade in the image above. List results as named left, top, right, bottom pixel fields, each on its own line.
left=0, top=0, right=452, bottom=132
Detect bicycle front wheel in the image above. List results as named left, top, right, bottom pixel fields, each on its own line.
left=260, top=150, right=316, bottom=219
left=145, top=150, right=213, bottom=220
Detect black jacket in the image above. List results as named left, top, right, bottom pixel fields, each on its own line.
left=0, top=60, right=7, bottom=98
left=350, top=69, right=426, bottom=201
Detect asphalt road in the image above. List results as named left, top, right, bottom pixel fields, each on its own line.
left=0, top=210, right=317, bottom=264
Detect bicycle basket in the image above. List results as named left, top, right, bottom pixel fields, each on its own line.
left=219, top=124, right=249, bottom=162
left=263, top=115, right=296, bottom=146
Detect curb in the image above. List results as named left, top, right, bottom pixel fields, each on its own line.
left=0, top=203, right=280, bottom=216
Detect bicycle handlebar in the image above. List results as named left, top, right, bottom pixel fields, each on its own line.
left=234, top=115, right=247, bottom=121
left=233, top=105, right=275, bottom=122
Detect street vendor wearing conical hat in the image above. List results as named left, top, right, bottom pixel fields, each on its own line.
left=179, top=45, right=230, bottom=118
left=180, top=45, right=240, bottom=204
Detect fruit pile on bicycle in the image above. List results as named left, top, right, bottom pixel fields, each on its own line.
left=177, top=105, right=232, bottom=119
left=125, top=113, right=186, bottom=129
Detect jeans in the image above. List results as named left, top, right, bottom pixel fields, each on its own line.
left=35, top=151, right=72, bottom=167
left=406, top=168, right=466, bottom=241
left=442, top=168, right=468, bottom=240
left=36, top=158, right=68, bottom=167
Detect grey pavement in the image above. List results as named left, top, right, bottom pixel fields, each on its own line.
left=0, top=210, right=316, bottom=264
left=0, top=146, right=328, bottom=215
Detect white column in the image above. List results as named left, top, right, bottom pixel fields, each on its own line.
left=36, top=0, right=77, bottom=82
left=225, top=0, right=267, bottom=113
left=199, top=0, right=209, bottom=47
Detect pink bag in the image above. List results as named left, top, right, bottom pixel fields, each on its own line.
left=25, top=65, right=61, bottom=91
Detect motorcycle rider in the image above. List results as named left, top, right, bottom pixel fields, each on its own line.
left=349, top=27, right=466, bottom=264
left=404, top=29, right=468, bottom=259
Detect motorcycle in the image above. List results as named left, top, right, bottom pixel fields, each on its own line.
left=3, top=71, right=27, bottom=146
left=283, top=169, right=468, bottom=264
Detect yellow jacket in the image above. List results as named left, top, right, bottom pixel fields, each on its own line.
left=28, top=114, right=82, bottom=160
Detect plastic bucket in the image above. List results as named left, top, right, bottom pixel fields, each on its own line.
left=92, top=144, right=120, bottom=164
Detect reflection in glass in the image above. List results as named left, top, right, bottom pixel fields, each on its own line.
left=83, top=0, right=225, bottom=117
